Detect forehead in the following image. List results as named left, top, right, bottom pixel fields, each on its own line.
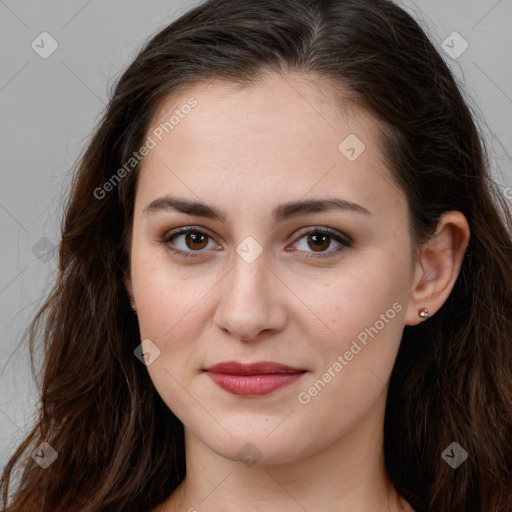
left=147, top=72, right=375, bottom=154
left=135, top=73, right=405, bottom=222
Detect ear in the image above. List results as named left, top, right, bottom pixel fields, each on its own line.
left=405, top=211, right=470, bottom=326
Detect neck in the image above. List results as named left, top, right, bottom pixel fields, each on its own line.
left=157, top=389, right=412, bottom=512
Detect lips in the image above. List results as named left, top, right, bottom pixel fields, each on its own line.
left=203, top=361, right=307, bottom=396
left=204, top=361, right=305, bottom=375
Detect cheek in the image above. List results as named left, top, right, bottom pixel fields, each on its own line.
left=292, top=266, right=407, bottom=434
left=136, top=273, right=211, bottom=350
left=132, top=231, right=410, bottom=378
left=289, top=252, right=409, bottom=418
left=133, top=268, right=212, bottom=418
left=292, top=248, right=409, bottom=350
left=132, top=261, right=229, bottom=410
left=130, top=234, right=211, bottom=336
left=133, top=234, right=410, bottom=359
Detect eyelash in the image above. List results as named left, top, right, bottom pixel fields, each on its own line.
left=160, top=226, right=353, bottom=260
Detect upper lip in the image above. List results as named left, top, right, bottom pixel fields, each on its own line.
left=204, top=361, right=306, bottom=375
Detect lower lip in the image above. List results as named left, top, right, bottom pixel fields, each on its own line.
left=206, top=372, right=305, bottom=396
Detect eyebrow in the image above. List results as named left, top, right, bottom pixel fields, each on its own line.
left=143, top=195, right=371, bottom=223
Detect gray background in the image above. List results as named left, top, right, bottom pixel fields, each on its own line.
left=1, top=0, right=511, bottom=466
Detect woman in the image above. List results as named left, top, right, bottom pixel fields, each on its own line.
left=1, top=0, right=511, bottom=511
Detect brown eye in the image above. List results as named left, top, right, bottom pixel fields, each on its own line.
left=307, top=232, right=331, bottom=252
left=162, top=226, right=352, bottom=260
left=184, top=231, right=209, bottom=250
left=291, top=227, right=352, bottom=259
left=162, top=227, right=218, bottom=259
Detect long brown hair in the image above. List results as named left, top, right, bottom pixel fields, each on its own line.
left=2, top=0, right=511, bottom=510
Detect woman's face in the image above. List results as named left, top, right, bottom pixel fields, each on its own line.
left=126, top=73, right=418, bottom=464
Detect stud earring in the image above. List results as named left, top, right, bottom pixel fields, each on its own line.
left=129, top=296, right=137, bottom=313
left=418, top=307, right=429, bottom=319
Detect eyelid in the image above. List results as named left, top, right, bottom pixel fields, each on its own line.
left=163, top=225, right=216, bottom=241
left=161, top=226, right=220, bottom=255
left=286, top=226, right=353, bottom=259
left=292, top=226, right=352, bottom=245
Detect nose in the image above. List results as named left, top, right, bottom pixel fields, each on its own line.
left=213, top=255, right=288, bottom=342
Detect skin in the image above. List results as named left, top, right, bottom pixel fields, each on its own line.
left=124, top=72, right=470, bottom=512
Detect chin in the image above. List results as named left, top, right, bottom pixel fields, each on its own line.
left=202, top=429, right=310, bottom=466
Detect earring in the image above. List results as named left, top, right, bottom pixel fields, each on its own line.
left=418, top=307, right=429, bottom=319
left=129, top=296, right=137, bottom=313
